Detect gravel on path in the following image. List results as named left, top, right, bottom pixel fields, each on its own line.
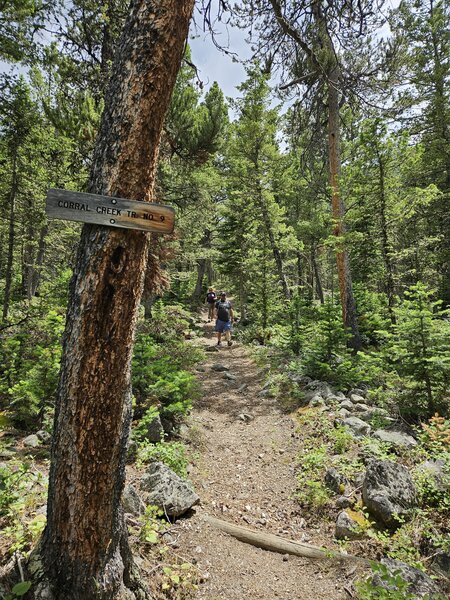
left=172, top=316, right=361, bottom=599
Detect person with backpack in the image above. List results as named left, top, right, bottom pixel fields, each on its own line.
left=205, top=287, right=217, bottom=321
left=215, top=291, right=234, bottom=346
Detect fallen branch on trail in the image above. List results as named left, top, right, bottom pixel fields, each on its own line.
left=202, top=514, right=369, bottom=564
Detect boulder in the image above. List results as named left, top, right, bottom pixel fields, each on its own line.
left=353, top=402, right=371, bottom=413
left=23, top=434, right=40, bottom=448
left=142, top=413, right=164, bottom=443
left=362, top=460, right=416, bottom=527
left=211, top=364, right=230, bottom=372
left=324, top=467, right=346, bottom=494
left=342, top=417, right=371, bottom=437
left=372, top=558, right=443, bottom=599
left=122, top=484, right=145, bottom=516
left=140, top=462, right=199, bottom=517
left=335, top=511, right=364, bottom=540
left=373, top=429, right=417, bottom=449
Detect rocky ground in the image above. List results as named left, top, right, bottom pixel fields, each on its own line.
left=165, top=317, right=366, bottom=599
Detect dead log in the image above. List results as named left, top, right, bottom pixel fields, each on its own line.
left=202, top=514, right=369, bottom=564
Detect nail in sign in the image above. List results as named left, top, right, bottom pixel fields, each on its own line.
left=46, top=189, right=175, bottom=234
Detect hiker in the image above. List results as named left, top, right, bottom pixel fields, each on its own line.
left=205, top=287, right=217, bottom=321
left=215, top=292, right=234, bottom=346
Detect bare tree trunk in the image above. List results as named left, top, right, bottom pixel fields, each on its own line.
left=192, top=258, right=207, bottom=304
left=312, top=247, right=324, bottom=304
left=35, top=2, right=194, bottom=599
left=191, top=231, right=211, bottom=305
left=30, top=225, right=48, bottom=298
left=2, top=152, right=18, bottom=322
left=327, top=66, right=361, bottom=351
left=376, top=148, right=396, bottom=324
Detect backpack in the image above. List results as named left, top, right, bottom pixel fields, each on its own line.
left=216, top=301, right=231, bottom=322
left=206, top=292, right=216, bottom=303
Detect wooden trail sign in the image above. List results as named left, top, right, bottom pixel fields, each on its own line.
left=46, top=188, right=175, bottom=234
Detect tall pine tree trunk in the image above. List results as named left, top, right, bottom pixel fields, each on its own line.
left=35, top=2, right=194, bottom=598
left=327, top=65, right=361, bottom=351
left=2, top=151, right=18, bottom=322
left=376, top=147, right=396, bottom=324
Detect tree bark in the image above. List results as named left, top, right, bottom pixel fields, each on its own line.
left=36, top=2, right=194, bottom=599
left=375, top=147, right=396, bottom=324
left=2, top=151, right=18, bottom=322
left=327, top=63, right=361, bottom=351
left=309, top=0, right=361, bottom=351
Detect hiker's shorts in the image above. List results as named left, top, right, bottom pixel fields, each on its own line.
left=215, top=319, right=232, bottom=333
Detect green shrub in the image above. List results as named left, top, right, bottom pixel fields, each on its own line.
left=136, top=441, right=189, bottom=478
left=0, top=308, right=64, bottom=429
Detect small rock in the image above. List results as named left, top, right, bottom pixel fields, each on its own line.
left=35, top=504, right=47, bottom=516
left=310, top=394, right=325, bottom=407
left=373, top=429, right=417, bottom=449
left=23, top=434, right=40, bottom=448
left=142, top=413, right=164, bottom=443
left=223, top=372, right=237, bottom=381
left=282, top=554, right=289, bottom=562
left=337, top=408, right=351, bottom=419
left=122, top=484, right=145, bottom=516
left=126, top=439, right=138, bottom=463
left=358, top=407, right=390, bottom=423
left=237, top=384, right=248, bottom=392
left=339, top=400, right=354, bottom=411
left=211, top=364, right=230, bottom=372
left=350, top=394, right=366, bottom=404
left=36, top=430, right=51, bottom=443
left=343, top=417, right=371, bottom=437
left=205, top=346, right=220, bottom=353
left=353, top=403, right=371, bottom=413
left=237, top=413, right=253, bottom=423
left=324, top=468, right=347, bottom=494
left=431, top=551, right=450, bottom=578
left=196, top=366, right=206, bottom=372
left=259, top=389, right=275, bottom=398
left=372, top=558, right=442, bottom=599
left=304, top=380, right=335, bottom=399
left=349, top=388, right=367, bottom=398
left=335, top=510, right=364, bottom=540
left=336, top=495, right=356, bottom=509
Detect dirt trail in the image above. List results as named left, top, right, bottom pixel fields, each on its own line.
left=172, top=316, right=356, bottom=599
